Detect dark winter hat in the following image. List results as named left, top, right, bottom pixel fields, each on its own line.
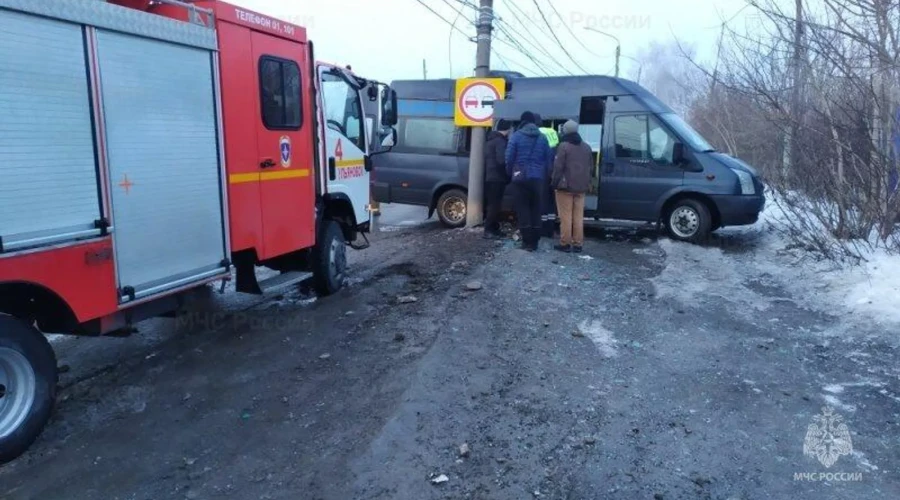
left=520, top=111, right=536, bottom=124
left=496, top=119, right=511, bottom=132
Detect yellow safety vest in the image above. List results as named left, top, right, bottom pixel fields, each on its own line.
left=539, top=127, right=559, bottom=148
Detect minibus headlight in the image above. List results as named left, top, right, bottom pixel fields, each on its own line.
left=733, top=169, right=755, bottom=195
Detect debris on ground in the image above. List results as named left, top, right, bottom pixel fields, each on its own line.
left=584, top=436, right=597, bottom=445
left=393, top=333, right=406, bottom=342
left=579, top=255, right=594, bottom=261
left=319, top=353, right=331, bottom=360
left=465, top=281, right=483, bottom=291
left=572, top=330, right=585, bottom=338
left=397, top=295, right=418, bottom=304
left=431, top=474, right=449, bottom=485
left=450, top=261, right=469, bottom=271
left=459, top=443, right=470, bottom=457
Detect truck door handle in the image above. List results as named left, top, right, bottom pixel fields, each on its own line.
left=328, top=157, right=336, bottom=180
left=260, top=158, right=276, bottom=169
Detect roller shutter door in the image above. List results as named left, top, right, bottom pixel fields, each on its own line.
left=0, top=9, right=102, bottom=252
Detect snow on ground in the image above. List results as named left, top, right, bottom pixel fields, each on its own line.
left=577, top=319, right=618, bottom=358
left=822, top=246, right=900, bottom=324
left=752, top=193, right=900, bottom=326
left=654, top=192, right=900, bottom=331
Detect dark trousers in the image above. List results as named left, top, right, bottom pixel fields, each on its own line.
left=512, top=179, right=543, bottom=246
left=484, top=181, right=507, bottom=234
left=541, top=181, right=557, bottom=237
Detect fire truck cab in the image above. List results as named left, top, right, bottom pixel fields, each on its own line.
left=0, top=0, right=397, bottom=463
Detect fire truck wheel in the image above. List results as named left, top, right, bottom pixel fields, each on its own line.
left=0, top=315, right=57, bottom=464
left=313, top=220, right=348, bottom=296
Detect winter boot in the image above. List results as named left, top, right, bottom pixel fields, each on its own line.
left=527, top=229, right=540, bottom=252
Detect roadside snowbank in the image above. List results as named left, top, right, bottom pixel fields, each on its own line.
left=743, top=192, right=900, bottom=326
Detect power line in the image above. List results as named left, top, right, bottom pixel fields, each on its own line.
left=415, top=0, right=472, bottom=39
left=492, top=35, right=551, bottom=75
left=530, top=0, right=589, bottom=74
left=492, top=21, right=554, bottom=75
left=499, top=0, right=576, bottom=75
left=543, top=0, right=604, bottom=63
left=445, top=0, right=467, bottom=76
left=441, top=0, right=471, bottom=21
left=495, top=2, right=575, bottom=75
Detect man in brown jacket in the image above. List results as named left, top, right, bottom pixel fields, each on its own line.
left=550, top=120, right=593, bottom=252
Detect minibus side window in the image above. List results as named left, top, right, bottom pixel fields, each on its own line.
left=614, top=114, right=676, bottom=165
left=397, top=117, right=458, bottom=154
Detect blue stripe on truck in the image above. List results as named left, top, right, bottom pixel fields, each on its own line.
left=398, top=99, right=454, bottom=117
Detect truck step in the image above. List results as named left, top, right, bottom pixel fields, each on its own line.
left=257, top=271, right=313, bottom=294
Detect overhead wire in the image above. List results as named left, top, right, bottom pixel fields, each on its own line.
left=443, top=0, right=468, bottom=76
left=496, top=0, right=575, bottom=75
left=543, top=0, right=606, bottom=63
left=492, top=36, right=552, bottom=76
left=530, top=0, right=590, bottom=74
left=491, top=19, right=554, bottom=74
left=414, top=0, right=472, bottom=39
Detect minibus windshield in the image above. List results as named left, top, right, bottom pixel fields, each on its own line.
left=660, top=113, right=715, bottom=153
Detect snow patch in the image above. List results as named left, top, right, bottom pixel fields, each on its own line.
left=652, top=239, right=771, bottom=317
left=578, top=319, right=618, bottom=358
left=824, top=247, right=900, bottom=325
left=823, top=384, right=845, bottom=394
left=822, top=394, right=856, bottom=413
left=852, top=451, right=879, bottom=472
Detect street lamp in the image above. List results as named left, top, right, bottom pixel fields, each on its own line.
left=619, top=54, right=643, bottom=84
left=583, top=26, right=620, bottom=78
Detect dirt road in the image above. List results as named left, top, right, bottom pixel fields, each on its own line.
left=0, top=214, right=897, bottom=499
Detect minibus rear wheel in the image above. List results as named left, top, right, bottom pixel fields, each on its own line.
left=665, top=198, right=712, bottom=243
left=436, top=189, right=467, bottom=228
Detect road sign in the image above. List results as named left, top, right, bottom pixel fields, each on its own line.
left=454, top=77, right=505, bottom=127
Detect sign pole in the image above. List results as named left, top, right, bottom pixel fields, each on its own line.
left=464, top=0, right=494, bottom=228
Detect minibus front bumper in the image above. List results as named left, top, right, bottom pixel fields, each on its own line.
left=711, top=194, right=765, bottom=227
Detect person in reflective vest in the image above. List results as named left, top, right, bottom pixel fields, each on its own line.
left=534, top=113, right=559, bottom=238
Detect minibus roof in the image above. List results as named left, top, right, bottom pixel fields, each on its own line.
left=391, top=75, right=675, bottom=121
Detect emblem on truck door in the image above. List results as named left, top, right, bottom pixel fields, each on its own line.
left=280, top=136, right=291, bottom=168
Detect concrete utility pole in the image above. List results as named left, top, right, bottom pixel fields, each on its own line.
left=464, top=0, right=493, bottom=228
left=583, top=27, right=620, bottom=78
left=423, top=59, right=427, bottom=79
left=785, top=0, right=803, bottom=182
left=614, top=44, right=620, bottom=77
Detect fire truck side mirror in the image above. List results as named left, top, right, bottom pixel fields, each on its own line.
left=381, top=87, right=398, bottom=127
left=367, top=85, right=378, bottom=102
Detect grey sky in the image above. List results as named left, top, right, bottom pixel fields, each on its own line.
left=231, top=0, right=752, bottom=83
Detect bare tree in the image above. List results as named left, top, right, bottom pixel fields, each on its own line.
left=683, top=0, right=900, bottom=260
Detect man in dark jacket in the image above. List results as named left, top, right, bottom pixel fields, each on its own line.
left=551, top=120, right=593, bottom=252
left=505, top=111, right=552, bottom=251
left=483, top=119, right=511, bottom=239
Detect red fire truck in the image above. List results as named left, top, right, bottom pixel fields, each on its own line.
left=0, top=0, right=398, bottom=463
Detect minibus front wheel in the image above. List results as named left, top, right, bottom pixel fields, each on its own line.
left=665, top=198, right=712, bottom=243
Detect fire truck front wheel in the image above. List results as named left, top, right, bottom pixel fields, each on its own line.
left=0, top=315, right=57, bottom=464
left=313, top=220, right=348, bottom=296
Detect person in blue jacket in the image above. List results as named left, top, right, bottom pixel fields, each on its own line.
left=505, top=111, right=552, bottom=251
